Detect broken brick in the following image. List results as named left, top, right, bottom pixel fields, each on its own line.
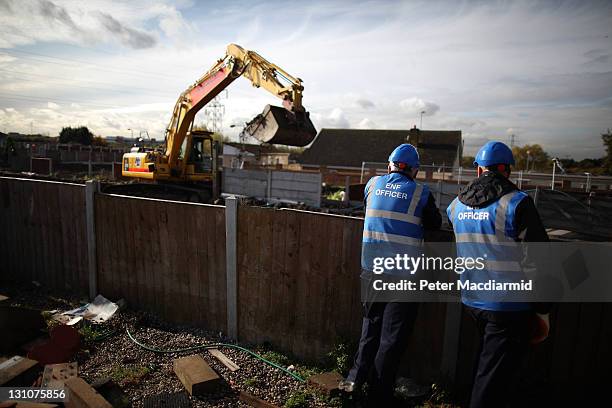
left=307, top=371, right=343, bottom=395
left=41, top=362, right=77, bottom=389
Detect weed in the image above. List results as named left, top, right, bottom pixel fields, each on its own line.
left=109, top=364, right=151, bottom=386
left=326, top=338, right=356, bottom=375
left=294, top=365, right=322, bottom=381
left=243, top=377, right=259, bottom=387
left=284, top=390, right=312, bottom=408
left=259, top=350, right=291, bottom=367
left=78, top=322, right=106, bottom=343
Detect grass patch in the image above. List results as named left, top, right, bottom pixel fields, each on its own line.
left=259, top=350, right=291, bottom=367
left=78, top=322, right=106, bottom=343
left=294, top=365, right=323, bottom=381
left=109, top=364, right=151, bottom=386
left=243, top=377, right=259, bottom=387
left=284, top=390, right=312, bottom=408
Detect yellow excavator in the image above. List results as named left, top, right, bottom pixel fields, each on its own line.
left=114, top=44, right=316, bottom=201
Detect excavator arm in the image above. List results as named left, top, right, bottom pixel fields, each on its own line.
left=165, top=43, right=316, bottom=172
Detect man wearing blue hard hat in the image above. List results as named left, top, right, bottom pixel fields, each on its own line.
left=446, top=141, right=549, bottom=407
left=340, top=143, right=441, bottom=406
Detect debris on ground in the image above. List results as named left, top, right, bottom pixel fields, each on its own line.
left=27, top=325, right=80, bottom=365
left=62, top=295, right=118, bottom=323
left=41, top=362, right=77, bottom=388
left=173, top=355, right=223, bottom=396
left=64, top=376, right=113, bottom=408
left=0, top=283, right=346, bottom=407
left=208, top=349, right=240, bottom=372
left=307, top=372, right=343, bottom=396
left=239, top=390, right=280, bottom=408
left=0, top=355, right=38, bottom=386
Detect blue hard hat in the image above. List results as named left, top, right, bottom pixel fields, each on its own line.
left=474, top=141, right=515, bottom=167
left=388, top=144, right=419, bottom=168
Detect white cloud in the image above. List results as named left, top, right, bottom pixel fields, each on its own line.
left=399, top=97, right=440, bottom=116
left=312, top=108, right=350, bottom=129
left=47, top=102, right=59, bottom=109
left=357, top=118, right=377, bottom=129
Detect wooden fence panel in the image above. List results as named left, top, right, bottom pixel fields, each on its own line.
left=0, top=177, right=88, bottom=292
left=236, top=206, right=364, bottom=361
left=95, top=194, right=227, bottom=331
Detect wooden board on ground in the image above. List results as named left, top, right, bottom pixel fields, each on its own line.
left=0, top=356, right=38, bottom=386
left=63, top=377, right=112, bottom=408
left=207, top=348, right=239, bottom=372
left=173, top=355, right=221, bottom=396
left=41, top=362, right=77, bottom=389
left=238, top=391, right=280, bottom=408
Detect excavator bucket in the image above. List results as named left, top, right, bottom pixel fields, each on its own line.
left=244, top=105, right=317, bottom=147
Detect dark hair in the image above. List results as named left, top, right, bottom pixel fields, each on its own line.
left=484, top=163, right=511, bottom=173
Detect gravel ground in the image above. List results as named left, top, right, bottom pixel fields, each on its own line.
left=2, top=282, right=342, bottom=408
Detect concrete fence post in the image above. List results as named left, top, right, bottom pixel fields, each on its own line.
left=266, top=170, right=272, bottom=201
left=85, top=180, right=99, bottom=300
left=225, top=196, right=239, bottom=340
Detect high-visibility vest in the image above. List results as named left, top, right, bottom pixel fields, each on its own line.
left=447, top=190, right=530, bottom=311
left=361, top=173, right=429, bottom=275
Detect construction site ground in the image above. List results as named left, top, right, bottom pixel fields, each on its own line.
left=1, top=281, right=458, bottom=408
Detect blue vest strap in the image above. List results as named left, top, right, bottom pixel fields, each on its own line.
left=362, top=230, right=422, bottom=246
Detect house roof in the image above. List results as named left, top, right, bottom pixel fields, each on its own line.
left=298, top=128, right=462, bottom=167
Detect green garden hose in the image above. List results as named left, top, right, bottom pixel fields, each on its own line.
left=125, top=328, right=305, bottom=382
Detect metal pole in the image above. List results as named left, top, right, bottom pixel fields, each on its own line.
left=360, top=162, right=366, bottom=184
left=518, top=170, right=523, bottom=190
left=551, top=161, right=556, bottom=190
left=585, top=173, right=591, bottom=192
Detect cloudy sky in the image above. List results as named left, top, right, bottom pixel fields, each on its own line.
left=0, top=0, right=610, bottom=158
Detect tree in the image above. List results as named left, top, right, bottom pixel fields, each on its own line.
left=92, top=135, right=108, bottom=146
left=511, top=144, right=550, bottom=172
left=59, top=126, right=94, bottom=145
left=602, top=129, right=612, bottom=173
left=461, top=155, right=475, bottom=168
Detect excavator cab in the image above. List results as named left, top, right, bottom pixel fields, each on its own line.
left=186, top=130, right=215, bottom=174
left=245, top=105, right=317, bottom=147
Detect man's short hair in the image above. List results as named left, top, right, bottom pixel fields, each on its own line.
left=389, top=161, right=411, bottom=173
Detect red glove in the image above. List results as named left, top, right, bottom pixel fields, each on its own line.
left=530, top=313, right=550, bottom=344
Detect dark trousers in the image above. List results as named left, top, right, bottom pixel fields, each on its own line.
left=466, top=306, right=532, bottom=408
left=347, top=302, right=419, bottom=401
